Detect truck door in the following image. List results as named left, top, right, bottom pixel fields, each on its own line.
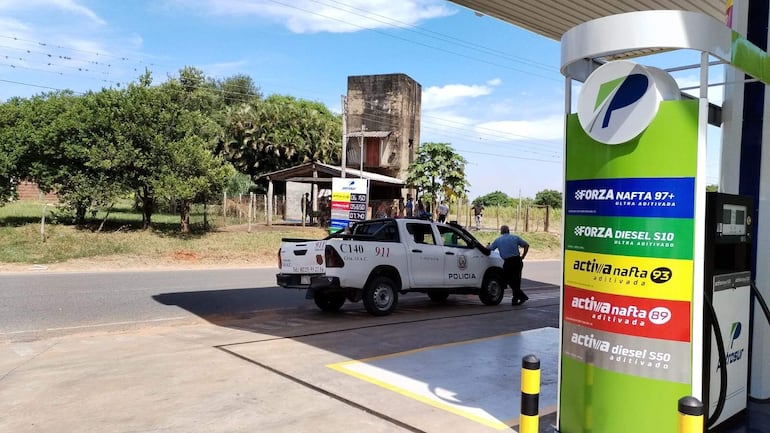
left=405, top=222, right=444, bottom=287
left=438, top=225, right=486, bottom=287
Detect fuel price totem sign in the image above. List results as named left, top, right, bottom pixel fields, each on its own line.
left=560, top=61, right=698, bottom=433
left=330, top=177, right=369, bottom=234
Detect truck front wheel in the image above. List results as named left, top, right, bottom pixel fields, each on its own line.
left=314, top=292, right=346, bottom=312
left=479, top=272, right=505, bottom=305
left=363, top=276, right=398, bottom=316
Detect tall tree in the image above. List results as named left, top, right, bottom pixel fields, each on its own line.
left=218, top=94, right=341, bottom=180
left=17, top=91, right=122, bottom=224
left=474, top=191, right=515, bottom=207
left=534, top=189, right=562, bottom=209
left=157, top=73, right=233, bottom=232
left=0, top=98, right=27, bottom=203
left=215, top=74, right=262, bottom=107
left=405, top=142, right=469, bottom=214
left=114, top=69, right=233, bottom=231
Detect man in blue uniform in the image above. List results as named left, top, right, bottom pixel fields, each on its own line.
left=488, top=225, right=530, bottom=305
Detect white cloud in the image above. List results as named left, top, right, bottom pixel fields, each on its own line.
left=0, top=0, right=106, bottom=25
left=422, top=80, right=500, bottom=110
left=162, top=0, right=455, bottom=33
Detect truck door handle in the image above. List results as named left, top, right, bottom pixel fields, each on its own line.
left=412, top=249, right=423, bottom=253
left=445, top=252, right=455, bottom=255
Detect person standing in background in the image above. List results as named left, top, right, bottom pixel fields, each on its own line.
left=437, top=201, right=449, bottom=223
left=472, top=202, right=484, bottom=230
left=405, top=194, right=414, bottom=217
left=488, top=225, right=529, bottom=305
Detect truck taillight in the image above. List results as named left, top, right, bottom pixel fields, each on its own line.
left=277, top=248, right=282, bottom=268
left=325, top=245, right=345, bottom=268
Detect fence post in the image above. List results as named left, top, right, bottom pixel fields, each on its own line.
left=223, top=190, right=227, bottom=227
left=545, top=206, right=550, bottom=232
left=248, top=193, right=254, bottom=232
left=678, top=396, right=703, bottom=433
left=520, top=354, right=540, bottom=433
left=524, top=204, right=530, bottom=232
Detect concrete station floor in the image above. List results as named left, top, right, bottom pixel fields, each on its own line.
left=2, top=274, right=769, bottom=433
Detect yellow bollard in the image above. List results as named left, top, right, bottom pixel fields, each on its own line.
left=678, top=396, right=704, bottom=433
left=520, top=354, right=540, bottom=433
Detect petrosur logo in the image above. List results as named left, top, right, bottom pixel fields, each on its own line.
left=577, top=60, right=679, bottom=145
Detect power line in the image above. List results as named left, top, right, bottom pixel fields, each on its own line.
left=310, top=0, right=557, bottom=74
left=262, top=0, right=561, bottom=82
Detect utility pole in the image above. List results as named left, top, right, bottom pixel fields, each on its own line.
left=359, top=124, right=366, bottom=178
left=341, top=95, right=347, bottom=178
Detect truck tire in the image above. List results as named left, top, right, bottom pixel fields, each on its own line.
left=479, top=272, right=505, bottom=305
left=314, top=292, right=346, bottom=312
left=363, top=276, right=398, bottom=316
left=428, top=292, right=450, bottom=302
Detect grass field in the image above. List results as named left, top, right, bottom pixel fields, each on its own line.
left=0, top=200, right=561, bottom=270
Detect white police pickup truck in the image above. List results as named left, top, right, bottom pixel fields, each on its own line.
left=276, top=218, right=506, bottom=316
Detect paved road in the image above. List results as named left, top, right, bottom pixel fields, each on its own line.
left=0, top=268, right=301, bottom=339
left=0, top=260, right=561, bottom=341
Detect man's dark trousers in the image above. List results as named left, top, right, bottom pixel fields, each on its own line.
left=503, top=256, right=526, bottom=301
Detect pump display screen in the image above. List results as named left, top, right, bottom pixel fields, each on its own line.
left=720, top=204, right=747, bottom=236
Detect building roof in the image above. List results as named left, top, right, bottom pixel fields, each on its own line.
left=259, top=161, right=405, bottom=186
left=449, top=1, right=725, bottom=42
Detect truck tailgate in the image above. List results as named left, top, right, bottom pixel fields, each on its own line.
left=279, top=240, right=326, bottom=274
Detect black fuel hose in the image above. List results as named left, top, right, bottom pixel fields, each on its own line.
left=705, top=292, right=729, bottom=428
left=749, top=281, right=770, bottom=404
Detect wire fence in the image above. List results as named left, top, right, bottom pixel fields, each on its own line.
left=183, top=194, right=561, bottom=233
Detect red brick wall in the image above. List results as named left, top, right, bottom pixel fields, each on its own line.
left=16, top=181, right=59, bottom=202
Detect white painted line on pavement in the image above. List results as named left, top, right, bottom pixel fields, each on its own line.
left=0, top=316, right=191, bottom=335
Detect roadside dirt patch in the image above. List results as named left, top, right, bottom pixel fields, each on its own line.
left=169, top=250, right=199, bottom=261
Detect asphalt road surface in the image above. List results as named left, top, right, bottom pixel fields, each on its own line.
left=0, top=260, right=561, bottom=341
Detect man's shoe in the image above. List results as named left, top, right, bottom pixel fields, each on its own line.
left=512, top=296, right=528, bottom=306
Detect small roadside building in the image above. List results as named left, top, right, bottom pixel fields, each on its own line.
left=259, top=161, right=405, bottom=226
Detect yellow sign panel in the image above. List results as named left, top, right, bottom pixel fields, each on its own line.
left=563, top=250, right=693, bottom=301
left=332, top=191, right=351, bottom=202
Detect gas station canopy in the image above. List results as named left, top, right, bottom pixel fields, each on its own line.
left=449, top=1, right=726, bottom=41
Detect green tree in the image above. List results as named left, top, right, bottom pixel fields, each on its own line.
left=534, top=189, right=562, bottom=208
left=218, top=94, right=341, bottom=180
left=119, top=69, right=233, bottom=232
left=0, top=98, right=28, bottom=203
left=215, top=74, right=262, bottom=107
left=473, top=191, right=514, bottom=207
left=17, top=91, right=125, bottom=224
left=406, top=142, right=469, bottom=214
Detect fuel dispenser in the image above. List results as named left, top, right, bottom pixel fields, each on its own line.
left=702, top=192, right=753, bottom=429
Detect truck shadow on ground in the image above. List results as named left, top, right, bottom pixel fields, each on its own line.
left=152, top=276, right=562, bottom=432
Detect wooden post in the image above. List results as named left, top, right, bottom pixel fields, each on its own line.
left=525, top=204, right=530, bottom=232
left=267, top=179, right=273, bottom=226
left=544, top=206, right=550, bottom=232
left=223, top=190, right=227, bottom=227
left=248, top=192, right=254, bottom=232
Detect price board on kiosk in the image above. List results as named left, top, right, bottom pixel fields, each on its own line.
left=330, top=177, right=369, bottom=234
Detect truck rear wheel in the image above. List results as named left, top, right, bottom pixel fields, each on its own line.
left=479, top=272, right=505, bottom=305
left=314, top=292, right=346, bottom=312
left=363, top=276, right=398, bottom=316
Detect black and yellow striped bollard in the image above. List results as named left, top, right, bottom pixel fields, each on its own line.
left=520, top=354, right=540, bottom=433
left=678, top=396, right=703, bottom=433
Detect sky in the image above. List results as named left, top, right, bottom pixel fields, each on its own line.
left=0, top=0, right=724, bottom=200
